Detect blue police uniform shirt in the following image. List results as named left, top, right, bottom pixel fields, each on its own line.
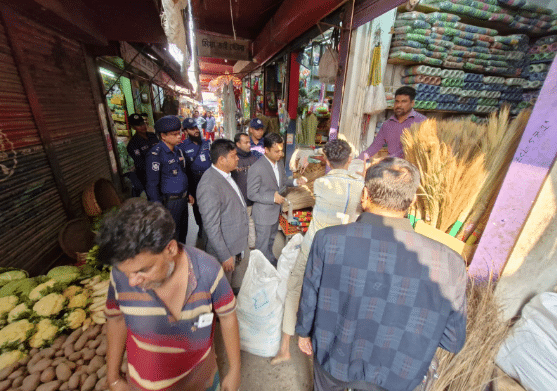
left=126, top=133, right=159, bottom=181
left=178, top=139, right=212, bottom=173
left=145, top=141, right=188, bottom=203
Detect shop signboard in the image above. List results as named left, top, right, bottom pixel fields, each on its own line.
left=120, top=42, right=158, bottom=78
left=197, top=32, right=251, bottom=61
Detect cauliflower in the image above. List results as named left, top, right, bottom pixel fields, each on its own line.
left=29, top=279, right=57, bottom=301
left=0, top=319, right=34, bottom=349
left=7, top=302, right=30, bottom=323
left=0, top=296, right=18, bottom=320
left=29, top=318, right=58, bottom=348
left=33, top=293, right=65, bottom=317
left=0, top=350, right=26, bottom=370
left=64, top=308, right=87, bottom=329
left=67, top=291, right=89, bottom=309
left=63, top=285, right=83, bottom=299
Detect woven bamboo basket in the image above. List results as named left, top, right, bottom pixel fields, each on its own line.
left=82, top=178, right=121, bottom=217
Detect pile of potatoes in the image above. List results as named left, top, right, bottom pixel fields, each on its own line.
left=0, top=323, right=127, bottom=391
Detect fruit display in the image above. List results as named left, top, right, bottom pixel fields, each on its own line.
left=0, top=246, right=115, bottom=390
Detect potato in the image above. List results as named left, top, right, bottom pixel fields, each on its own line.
left=51, top=335, right=67, bottom=350
left=76, top=359, right=84, bottom=366
left=95, top=340, right=106, bottom=357
left=62, top=329, right=82, bottom=348
left=67, top=373, right=80, bottom=390
left=87, top=338, right=101, bottom=350
left=8, top=368, right=24, bottom=379
left=52, top=357, right=65, bottom=367
left=66, top=362, right=76, bottom=370
left=18, top=356, right=30, bottom=366
left=41, top=347, right=56, bottom=359
left=96, top=364, right=106, bottom=379
left=81, top=349, right=95, bottom=362
left=94, top=376, right=107, bottom=391
left=0, top=379, right=10, bottom=391
left=21, top=373, right=41, bottom=391
left=28, top=354, right=42, bottom=368
left=12, top=375, right=24, bottom=388
left=68, top=352, right=82, bottom=361
left=29, top=358, right=52, bottom=374
left=54, top=349, right=64, bottom=357
left=80, top=374, right=97, bottom=391
left=55, top=363, right=71, bottom=382
left=73, top=334, right=89, bottom=352
left=36, top=380, right=62, bottom=391
left=59, top=381, right=69, bottom=391
left=63, top=345, right=74, bottom=359
left=101, top=324, right=107, bottom=335
left=86, top=356, right=104, bottom=375
left=40, top=367, right=56, bottom=383
left=29, top=348, right=39, bottom=356
left=0, top=364, right=15, bottom=381
left=79, top=373, right=88, bottom=387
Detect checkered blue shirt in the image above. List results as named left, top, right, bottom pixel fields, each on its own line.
left=296, top=213, right=467, bottom=391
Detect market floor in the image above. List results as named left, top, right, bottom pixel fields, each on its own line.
left=185, top=205, right=314, bottom=391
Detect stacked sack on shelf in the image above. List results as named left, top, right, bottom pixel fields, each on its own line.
left=422, top=0, right=557, bottom=34
left=390, top=11, right=529, bottom=76
left=399, top=65, right=529, bottom=114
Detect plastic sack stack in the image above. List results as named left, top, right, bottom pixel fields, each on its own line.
left=236, top=235, right=303, bottom=357
left=422, top=0, right=557, bottom=35
left=390, top=11, right=531, bottom=77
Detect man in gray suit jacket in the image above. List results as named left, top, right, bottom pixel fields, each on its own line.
left=247, top=133, right=306, bottom=266
left=197, top=139, right=249, bottom=282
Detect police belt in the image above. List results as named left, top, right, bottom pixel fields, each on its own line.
left=164, top=192, right=188, bottom=201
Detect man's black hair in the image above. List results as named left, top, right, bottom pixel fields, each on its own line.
left=395, top=86, right=417, bottom=101
left=210, top=138, right=236, bottom=163
left=364, top=157, right=420, bottom=212
left=323, top=139, right=352, bottom=169
left=96, top=199, right=175, bottom=266
left=263, top=133, right=283, bottom=150
left=234, top=132, right=249, bottom=145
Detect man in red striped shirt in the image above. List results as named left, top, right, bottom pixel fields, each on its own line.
left=98, top=199, right=241, bottom=391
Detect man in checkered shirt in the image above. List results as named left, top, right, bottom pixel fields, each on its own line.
left=296, top=157, right=467, bottom=391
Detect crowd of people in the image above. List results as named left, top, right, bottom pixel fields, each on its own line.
left=98, top=87, right=467, bottom=391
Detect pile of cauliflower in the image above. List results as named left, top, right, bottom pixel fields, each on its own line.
left=0, top=264, right=108, bottom=365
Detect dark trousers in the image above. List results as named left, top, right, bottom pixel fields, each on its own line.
left=125, top=171, right=144, bottom=197
left=164, top=196, right=188, bottom=243
left=254, top=221, right=279, bottom=267
left=189, top=173, right=204, bottom=233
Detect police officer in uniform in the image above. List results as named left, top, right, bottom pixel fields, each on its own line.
left=178, top=118, right=212, bottom=237
left=146, top=116, right=194, bottom=243
left=126, top=113, right=159, bottom=196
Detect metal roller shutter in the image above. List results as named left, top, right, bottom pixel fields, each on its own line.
left=0, top=9, right=113, bottom=275
left=7, top=13, right=112, bottom=215
left=0, top=17, right=67, bottom=274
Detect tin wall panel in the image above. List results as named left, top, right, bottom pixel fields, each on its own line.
left=7, top=12, right=112, bottom=216
left=0, top=17, right=66, bottom=274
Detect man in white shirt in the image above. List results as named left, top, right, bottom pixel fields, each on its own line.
left=247, top=133, right=306, bottom=266
left=197, top=139, right=249, bottom=283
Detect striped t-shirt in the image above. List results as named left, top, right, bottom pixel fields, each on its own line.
left=105, top=246, right=236, bottom=391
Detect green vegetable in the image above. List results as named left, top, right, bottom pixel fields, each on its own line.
left=0, top=269, right=28, bottom=287
left=28, top=279, right=64, bottom=301
left=46, top=265, right=81, bottom=284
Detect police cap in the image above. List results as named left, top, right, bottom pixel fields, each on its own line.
left=182, top=118, right=198, bottom=129
left=249, top=118, right=264, bottom=129
left=128, top=113, right=145, bottom=127
left=154, top=116, right=182, bottom=134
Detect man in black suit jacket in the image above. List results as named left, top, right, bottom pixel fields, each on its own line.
left=197, top=139, right=249, bottom=282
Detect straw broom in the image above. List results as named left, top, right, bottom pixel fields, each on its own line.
left=459, top=108, right=531, bottom=240
left=432, top=278, right=510, bottom=391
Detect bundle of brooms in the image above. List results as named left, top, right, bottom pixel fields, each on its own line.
left=401, top=106, right=531, bottom=241
left=431, top=278, right=511, bottom=391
